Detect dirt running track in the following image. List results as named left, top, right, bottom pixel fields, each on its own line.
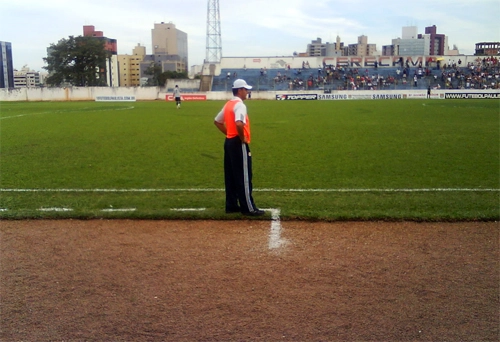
left=1, top=220, right=498, bottom=341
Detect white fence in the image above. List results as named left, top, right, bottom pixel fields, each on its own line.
left=0, top=87, right=498, bottom=102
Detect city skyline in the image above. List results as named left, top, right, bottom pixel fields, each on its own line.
left=2, top=0, right=499, bottom=72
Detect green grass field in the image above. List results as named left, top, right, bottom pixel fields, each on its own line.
left=0, top=99, right=498, bottom=220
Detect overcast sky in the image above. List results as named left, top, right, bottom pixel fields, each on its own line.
left=2, top=0, right=499, bottom=72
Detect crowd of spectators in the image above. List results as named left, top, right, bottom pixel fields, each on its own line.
left=214, top=56, right=499, bottom=91
left=265, top=56, right=500, bottom=91
left=437, top=57, right=500, bottom=89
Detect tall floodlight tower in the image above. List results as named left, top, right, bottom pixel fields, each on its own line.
left=206, top=0, right=222, bottom=63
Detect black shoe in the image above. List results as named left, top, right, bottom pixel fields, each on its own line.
left=242, top=209, right=266, bottom=216
left=225, top=207, right=241, bottom=214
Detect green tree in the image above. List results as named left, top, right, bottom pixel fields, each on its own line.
left=43, top=36, right=109, bottom=87
left=144, top=63, right=164, bottom=86
left=163, top=70, right=188, bottom=79
left=144, top=63, right=188, bottom=86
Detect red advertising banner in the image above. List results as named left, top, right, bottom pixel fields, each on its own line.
left=166, top=95, right=207, bottom=101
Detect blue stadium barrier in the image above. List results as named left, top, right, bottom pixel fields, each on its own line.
left=210, top=64, right=499, bottom=92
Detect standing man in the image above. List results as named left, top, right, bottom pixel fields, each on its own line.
left=173, top=85, right=181, bottom=109
left=214, top=79, right=264, bottom=216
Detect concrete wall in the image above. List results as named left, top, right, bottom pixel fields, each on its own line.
left=1, top=86, right=498, bottom=102
left=165, top=79, right=201, bottom=92
left=1, top=86, right=161, bottom=102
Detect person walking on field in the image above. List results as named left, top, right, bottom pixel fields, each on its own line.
left=173, top=85, right=181, bottom=109
left=214, top=79, right=265, bottom=216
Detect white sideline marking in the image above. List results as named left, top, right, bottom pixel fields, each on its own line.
left=263, top=208, right=284, bottom=250
left=257, top=188, right=500, bottom=193
left=38, top=207, right=73, bottom=212
left=170, top=208, right=206, bottom=212
left=101, top=208, right=136, bottom=212
left=1, top=188, right=498, bottom=193
left=0, top=106, right=135, bottom=120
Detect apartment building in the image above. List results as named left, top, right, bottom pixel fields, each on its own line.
left=83, top=25, right=118, bottom=86
left=345, top=35, right=377, bottom=57
left=149, top=22, right=188, bottom=73
left=423, top=25, right=446, bottom=55
left=306, top=37, right=344, bottom=57
left=13, top=66, right=44, bottom=87
left=118, top=44, right=146, bottom=87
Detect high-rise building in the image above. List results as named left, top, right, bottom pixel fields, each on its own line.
left=0, top=41, right=14, bottom=88
left=306, top=37, right=343, bottom=57
left=387, top=26, right=430, bottom=56
left=83, top=25, right=118, bottom=55
left=150, top=22, right=188, bottom=73
left=118, top=44, right=146, bottom=87
left=307, top=38, right=326, bottom=56
left=335, top=35, right=343, bottom=53
left=383, top=25, right=453, bottom=56
left=402, top=26, right=418, bottom=39
left=423, top=25, right=446, bottom=55
left=83, top=25, right=118, bottom=86
left=392, top=36, right=430, bottom=56
left=345, top=35, right=377, bottom=56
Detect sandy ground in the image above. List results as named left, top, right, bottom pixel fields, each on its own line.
left=1, top=219, right=498, bottom=341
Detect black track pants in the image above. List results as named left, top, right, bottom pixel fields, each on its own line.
left=224, top=137, right=257, bottom=213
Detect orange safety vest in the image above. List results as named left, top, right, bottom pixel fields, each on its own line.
left=224, top=99, right=251, bottom=143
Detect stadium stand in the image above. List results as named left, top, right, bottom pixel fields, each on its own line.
left=209, top=58, right=499, bottom=92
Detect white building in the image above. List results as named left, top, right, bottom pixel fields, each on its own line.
left=387, top=26, right=430, bottom=56
left=392, top=35, right=430, bottom=56
left=13, top=65, right=46, bottom=88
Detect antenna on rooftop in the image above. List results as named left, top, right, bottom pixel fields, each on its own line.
left=205, top=0, right=222, bottom=63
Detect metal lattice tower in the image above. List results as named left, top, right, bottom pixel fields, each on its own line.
left=205, top=0, right=222, bottom=63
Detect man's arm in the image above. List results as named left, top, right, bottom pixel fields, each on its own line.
left=214, top=120, right=226, bottom=135
left=236, top=121, right=248, bottom=144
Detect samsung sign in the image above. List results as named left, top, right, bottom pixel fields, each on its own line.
left=318, top=94, right=349, bottom=100
left=276, top=94, right=318, bottom=100
left=372, top=94, right=403, bottom=100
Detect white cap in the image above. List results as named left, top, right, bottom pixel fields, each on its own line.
left=232, top=79, right=252, bottom=90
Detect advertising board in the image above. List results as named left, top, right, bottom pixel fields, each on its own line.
left=165, top=95, right=207, bottom=101
left=95, top=96, right=136, bottom=102
left=275, top=94, right=318, bottom=100
left=444, top=93, right=500, bottom=99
